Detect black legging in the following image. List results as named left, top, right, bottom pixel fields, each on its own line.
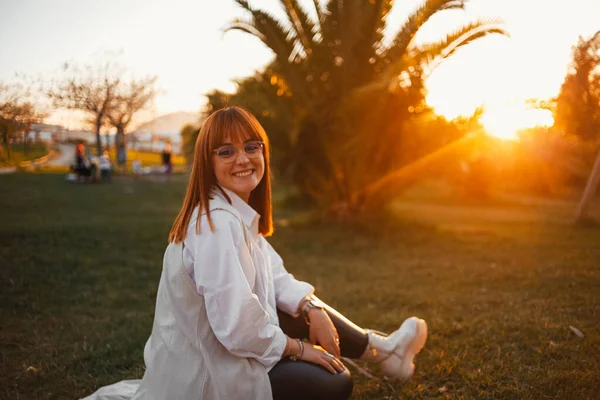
left=269, top=302, right=370, bottom=400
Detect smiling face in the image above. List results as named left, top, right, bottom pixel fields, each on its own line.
left=168, top=106, right=274, bottom=244
left=212, top=136, right=265, bottom=203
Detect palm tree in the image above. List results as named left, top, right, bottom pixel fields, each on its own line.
left=228, top=0, right=507, bottom=210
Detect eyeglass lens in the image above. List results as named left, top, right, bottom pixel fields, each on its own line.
left=216, top=141, right=263, bottom=160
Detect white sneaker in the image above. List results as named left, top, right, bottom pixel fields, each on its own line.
left=361, top=317, right=428, bottom=381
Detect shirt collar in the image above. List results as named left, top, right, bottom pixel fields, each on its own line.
left=211, top=186, right=260, bottom=236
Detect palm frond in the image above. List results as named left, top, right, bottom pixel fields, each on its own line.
left=355, top=0, right=394, bottom=79
left=312, top=0, right=324, bottom=28
left=320, top=0, right=342, bottom=48
left=330, top=0, right=379, bottom=85
left=225, top=19, right=267, bottom=41
left=228, top=1, right=312, bottom=103
left=233, top=0, right=251, bottom=11
left=439, top=0, right=466, bottom=11
left=337, top=1, right=359, bottom=73
left=382, top=0, right=468, bottom=63
left=364, top=0, right=394, bottom=49
left=228, top=2, right=295, bottom=64
left=415, top=18, right=508, bottom=67
left=280, top=0, right=315, bottom=55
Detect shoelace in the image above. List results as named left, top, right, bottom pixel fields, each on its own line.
left=341, top=329, right=398, bottom=384
left=364, top=329, right=394, bottom=362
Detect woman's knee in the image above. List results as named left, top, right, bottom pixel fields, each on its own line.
left=269, top=360, right=353, bottom=400
left=329, top=367, right=353, bottom=400
left=313, top=367, right=353, bottom=400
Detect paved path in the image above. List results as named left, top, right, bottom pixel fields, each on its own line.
left=0, top=143, right=71, bottom=173
left=0, top=166, right=17, bottom=174
left=48, top=143, right=75, bottom=167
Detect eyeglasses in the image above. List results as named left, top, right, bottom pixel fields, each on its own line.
left=212, top=140, right=264, bottom=163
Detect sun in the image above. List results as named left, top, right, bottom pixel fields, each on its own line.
left=480, top=106, right=554, bottom=141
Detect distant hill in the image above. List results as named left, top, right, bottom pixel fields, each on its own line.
left=133, top=112, right=199, bottom=140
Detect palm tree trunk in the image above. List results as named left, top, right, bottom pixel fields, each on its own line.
left=574, top=144, right=600, bottom=223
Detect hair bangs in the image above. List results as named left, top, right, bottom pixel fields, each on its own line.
left=208, top=108, right=265, bottom=152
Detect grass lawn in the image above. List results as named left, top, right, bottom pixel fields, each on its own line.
left=0, top=143, right=49, bottom=167
left=1, top=174, right=599, bottom=399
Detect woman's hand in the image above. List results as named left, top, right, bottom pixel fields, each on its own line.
left=307, top=309, right=341, bottom=358
left=299, top=343, right=346, bottom=374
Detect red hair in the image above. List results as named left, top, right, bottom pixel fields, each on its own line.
left=168, top=107, right=273, bottom=243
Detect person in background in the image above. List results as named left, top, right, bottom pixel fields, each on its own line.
left=162, top=143, right=173, bottom=176
left=75, top=142, right=85, bottom=165
left=87, top=154, right=99, bottom=183
left=132, top=158, right=142, bottom=179
left=74, top=142, right=87, bottom=180
left=99, top=150, right=113, bottom=183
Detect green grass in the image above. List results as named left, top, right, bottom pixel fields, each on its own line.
left=1, top=174, right=599, bottom=399
left=0, top=143, right=48, bottom=167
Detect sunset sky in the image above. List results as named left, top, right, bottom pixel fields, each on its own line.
left=1, top=0, right=599, bottom=128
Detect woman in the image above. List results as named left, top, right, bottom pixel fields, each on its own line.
left=84, top=107, right=428, bottom=400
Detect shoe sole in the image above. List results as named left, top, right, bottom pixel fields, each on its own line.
left=382, top=317, right=428, bottom=381
left=398, top=318, right=428, bottom=380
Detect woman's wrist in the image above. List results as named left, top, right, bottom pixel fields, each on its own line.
left=288, top=338, right=304, bottom=361
left=284, top=336, right=294, bottom=356
left=284, top=336, right=302, bottom=358
left=299, top=295, right=325, bottom=325
left=297, top=296, right=311, bottom=318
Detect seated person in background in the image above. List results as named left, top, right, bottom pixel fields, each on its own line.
left=88, top=155, right=98, bottom=183
left=74, top=155, right=91, bottom=182
left=74, top=143, right=88, bottom=179
left=99, top=150, right=112, bottom=182
left=75, top=142, right=85, bottom=168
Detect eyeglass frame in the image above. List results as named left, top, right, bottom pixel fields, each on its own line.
left=212, top=140, right=265, bottom=163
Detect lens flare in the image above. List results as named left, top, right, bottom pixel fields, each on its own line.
left=480, top=106, right=554, bottom=141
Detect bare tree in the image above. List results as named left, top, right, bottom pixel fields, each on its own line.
left=48, top=63, right=121, bottom=156
left=106, top=76, right=157, bottom=166
left=0, top=82, right=45, bottom=161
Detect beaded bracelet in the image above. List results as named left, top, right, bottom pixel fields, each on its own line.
left=289, top=338, right=304, bottom=361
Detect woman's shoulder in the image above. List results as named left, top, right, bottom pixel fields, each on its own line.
left=186, top=207, right=245, bottom=239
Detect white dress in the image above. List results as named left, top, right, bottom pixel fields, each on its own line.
left=83, top=188, right=313, bottom=400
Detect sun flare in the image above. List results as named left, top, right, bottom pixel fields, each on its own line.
left=480, top=106, right=554, bottom=141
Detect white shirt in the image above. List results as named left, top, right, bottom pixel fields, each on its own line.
left=83, top=188, right=313, bottom=400
left=182, top=187, right=314, bottom=368
left=99, top=155, right=112, bottom=170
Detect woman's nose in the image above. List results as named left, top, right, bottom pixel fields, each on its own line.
left=235, top=150, right=251, bottom=164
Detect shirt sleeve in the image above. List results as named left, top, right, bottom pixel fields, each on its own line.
left=262, top=237, right=314, bottom=317
left=189, top=211, right=287, bottom=369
